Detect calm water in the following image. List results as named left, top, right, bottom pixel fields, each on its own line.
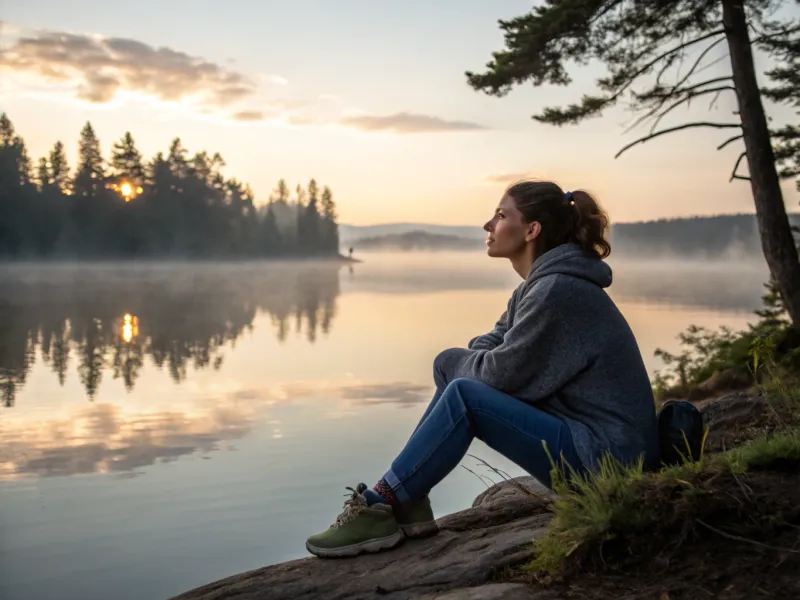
left=0, top=252, right=768, bottom=600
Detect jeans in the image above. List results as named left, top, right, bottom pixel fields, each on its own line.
left=382, top=362, right=585, bottom=503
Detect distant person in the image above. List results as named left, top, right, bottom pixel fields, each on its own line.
left=348, top=246, right=354, bottom=259
left=306, top=180, right=658, bottom=558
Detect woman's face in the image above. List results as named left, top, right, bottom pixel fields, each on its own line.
left=483, top=194, right=539, bottom=259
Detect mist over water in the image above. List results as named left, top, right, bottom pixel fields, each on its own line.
left=0, top=252, right=768, bottom=600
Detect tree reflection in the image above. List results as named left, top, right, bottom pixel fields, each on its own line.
left=0, top=263, right=342, bottom=405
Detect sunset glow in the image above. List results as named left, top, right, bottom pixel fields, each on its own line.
left=0, top=2, right=797, bottom=225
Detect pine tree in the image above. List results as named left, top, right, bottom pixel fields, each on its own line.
left=467, top=1, right=800, bottom=325
left=0, top=115, right=32, bottom=187
left=755, top=278, right=789, bottom=329
left=0, top=113, right=15, bottom=147
left=111, top=132, right=145, bottom=184
left=167, top=138, right=190, bottom=181
left=321, top=186, right=339, bottom=252
left=15, top=136, right=31, bottom=185
left=147, top=152, right=172, bottom=191
left=49, top=141, right=71, bottom=194
left=302, top=179, right=321, bottom=253
left=262, top=202, right=281, bottom=254
left=73, top=122, right=105, bottom=196
left=272, top=178, right=290, bottom=204
left=36, top=157, right=50, bottom=190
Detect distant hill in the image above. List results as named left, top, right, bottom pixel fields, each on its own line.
left=353, top=231, right=483, bottom=251
left=339, top=223, right=484, bottom=244
left=611, top=213, right=800, bottom=259
left=341, top=213, right=800, bottom=259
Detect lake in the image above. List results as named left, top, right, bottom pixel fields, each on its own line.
left=0, top=252, right=769, bottom=600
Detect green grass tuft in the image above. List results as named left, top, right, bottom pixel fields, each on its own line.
left=719, top=428, right=800, bottom=474
left=530, top=427, right=800, bottom=577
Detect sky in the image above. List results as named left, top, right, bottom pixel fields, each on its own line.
left=0, top=0, right=798, bottom=226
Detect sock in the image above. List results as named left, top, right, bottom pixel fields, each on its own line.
left=367, top=479, right=399, bottom=507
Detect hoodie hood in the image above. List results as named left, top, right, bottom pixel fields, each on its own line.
left=526, top=243, right=612, bottom=288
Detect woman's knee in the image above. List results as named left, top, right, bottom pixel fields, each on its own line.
left=443, top=377, right=485, bottom=400
left=432, top=351, right=449, bottom=387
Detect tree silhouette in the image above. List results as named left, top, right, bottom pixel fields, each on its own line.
left=49, top=141, right=71, bottom=194
left=467, top=1, right=800, bottom=325
left=73, top=122, right=105, bottom=197
left=0, top=113, right=343, bottom=259
left=111, top=132, right=146, bottom=184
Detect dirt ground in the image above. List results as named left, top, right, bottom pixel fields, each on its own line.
left=517, top=469, right=800, bottom=600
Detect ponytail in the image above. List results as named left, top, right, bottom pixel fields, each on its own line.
left=569, top=189, right=611, bottom=259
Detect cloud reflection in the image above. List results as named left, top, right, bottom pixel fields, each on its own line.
left=0, top=381, right=431, bottom=480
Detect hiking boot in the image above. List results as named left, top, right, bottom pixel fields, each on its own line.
left=305, top=485, right=405, bottom=558
left=394, top=495, right=439, bottom=538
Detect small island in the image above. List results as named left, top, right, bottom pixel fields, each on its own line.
left=0, top=114, right=345, bottom=260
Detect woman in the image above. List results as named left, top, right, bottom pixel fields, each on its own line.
left=306, top=180, right=659, bottom=558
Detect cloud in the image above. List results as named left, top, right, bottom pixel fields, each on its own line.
left=231, top=110, right=268, bottom=122
left=0, top=24, right=491, bottom=133
left=0, top=25, right=284, bottom=115
left=339, top=112, right=487, bottom=134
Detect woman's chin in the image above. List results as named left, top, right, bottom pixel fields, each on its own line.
left=486, top=244, right=502, bottom=258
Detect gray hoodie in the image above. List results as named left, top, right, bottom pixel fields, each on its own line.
left=436, top=243, right=659, bottom=471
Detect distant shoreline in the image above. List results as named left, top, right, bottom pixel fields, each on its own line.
left=0, top=254, right=362, bottom=265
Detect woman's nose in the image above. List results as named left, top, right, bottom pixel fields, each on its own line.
left=483, top=221, right=492, bottom=232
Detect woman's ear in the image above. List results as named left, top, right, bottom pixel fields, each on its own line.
left=525, top=221, right=541, bottom=243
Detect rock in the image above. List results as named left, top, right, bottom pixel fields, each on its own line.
left=420, top=583, right=542, bottom=599
left=170, top=485, right=552, bottom=600
left=699, top=390, right=771, bottom=452
left=472, top=476, right=555, bottom=508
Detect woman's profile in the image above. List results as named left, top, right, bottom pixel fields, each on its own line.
left=306, top=180, right=659, bottom=558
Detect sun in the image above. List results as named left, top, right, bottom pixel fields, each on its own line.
left=120, top=182, right=133, bottom=198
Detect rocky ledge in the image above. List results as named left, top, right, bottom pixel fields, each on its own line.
left=171, top=392, right=772, bottom=600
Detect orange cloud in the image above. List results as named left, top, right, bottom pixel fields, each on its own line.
left=340, top=112, right=487, bottom=134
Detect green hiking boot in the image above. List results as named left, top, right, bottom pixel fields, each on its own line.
left=394, top=495, right=439, bottom=538
left=305, top=485, right=405, bottom=558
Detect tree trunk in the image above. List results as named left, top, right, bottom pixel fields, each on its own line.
left=721, top=0, right=800, bottom=326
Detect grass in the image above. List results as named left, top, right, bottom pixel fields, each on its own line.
left=720, top=427, right=800, bottom=473
left=529, top=427, right=800, bottom=577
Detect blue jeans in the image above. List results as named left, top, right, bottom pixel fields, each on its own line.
left=382, top=364, right=585, bottom=503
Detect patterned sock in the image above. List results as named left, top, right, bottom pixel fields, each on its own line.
left=372, top=479, right=399, bottom=507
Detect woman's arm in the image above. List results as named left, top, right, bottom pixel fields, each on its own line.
left=467, top=310, right=508, bottom=351
left=436, top=278, right=588, bottom=398
left=466, top=288, right=515, bottom=350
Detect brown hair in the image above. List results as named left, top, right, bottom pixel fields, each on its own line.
left=505, top=180, right=611, bottom=259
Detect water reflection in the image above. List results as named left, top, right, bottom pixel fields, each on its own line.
left=0, top=381, right=431, bottom=479
left=0, top=262, right=342, bottom=406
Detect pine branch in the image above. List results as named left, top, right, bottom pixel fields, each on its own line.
left=532, top=30, right=728, bottom=125
left=636, top=76, right=734, bottom=102
left=624, top=77, right=735, bottom=133
left=730, top=152, right=750, bottom=182
left=717, top=134, right=744, bottom=150
left=604, top=29, right=728, bottom=105
left=615, top=122, right=742, bottom=159
left=669, top=37, right=727, bottom=98
left=649, top=86, right=736, bottom=133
